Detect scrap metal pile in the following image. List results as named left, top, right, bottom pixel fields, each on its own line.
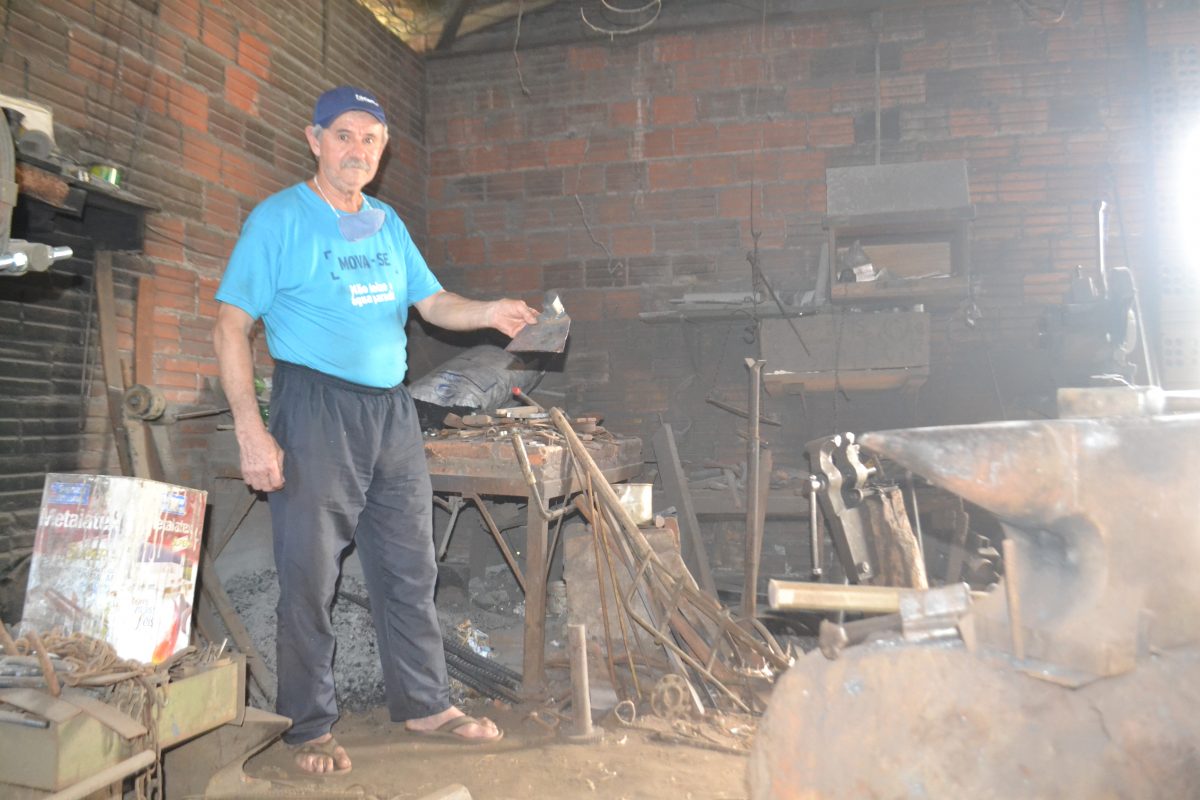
left=549, top=408, right=789, bottom=715
left=0, top=625, right=233, bottom=799
left=428, top=402, right=791, bottom=722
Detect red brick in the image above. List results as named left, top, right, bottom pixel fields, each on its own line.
left=610, top=100, right=642, bottom=128
left=470, top=145, right=509, bottom=173
left=786, top=87, right=832, bottom=115
left=655, top=35, right=695, bottom=63
left=674, top=125, right=718, bottom=156
left=691, top=156, right=737, bottom=186
left=203, top=185, right=242, bottom=234
left=160, top=0, right=201, bottom=39
left=528, top=234, right=569, bottom=261
left=643, top=130, right=674, bottom=158
left=719, top=186, right=756, bottom=219
left=807, top=115, right=854, bottom=147
left=429, top=208, right=466, bottom=237
left=223, top=158, right=263, bottom=202
left=716, top=123, right=762, bottom=153
left=237, top=31, right=270, bottom=80
left=490, top=239, right=528, bottom=263
left=171, top=80, right=209, bottom=132
left=568, top=46, right=607, bottom=72
left=762, top=120, right=809, bottom=150
left=183, top=130, right=222, bottom=182
left=648, top=161, right=692, bottom=191
left=225, top=64, right=259, bottom=116
left=611, top=227, right=654, bottom=257
left=447, top=237, right=485, bottom=265
left=949, top=110, right=994, bottom=138
left=548, top=138, right=588, bottom=167
left=604, top=289, right=643, bottom=319
left=509, top=140, right=546, bottom=170
left=464, top=265, right=541, bottom=295
left=653, top=96, right=696, bottom=126
left=201, top=6, right=237, bottom=61
left=584, top=134, right=629, bottom=163
left=777, top=150, right=825, bottom=181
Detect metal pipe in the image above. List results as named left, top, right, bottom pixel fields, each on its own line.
left=769, top=579, right=907, bottom=614
left=742, top=358, right=766, bottom=620
left=808, top=474, right=823, bottom=579
left=567, top=623, right=597, bottom=740
left=510, top=433, right=571, bottom=522
left=1096, top=200, right=1109, bottom=297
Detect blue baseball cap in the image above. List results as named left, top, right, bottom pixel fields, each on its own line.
left=313, top=86, right=387, bottom=128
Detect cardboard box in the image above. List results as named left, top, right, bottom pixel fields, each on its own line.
left=20, top=474, right=207, bottom=664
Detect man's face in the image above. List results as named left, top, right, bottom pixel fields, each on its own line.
left=305, top=110, right=388, bottom=194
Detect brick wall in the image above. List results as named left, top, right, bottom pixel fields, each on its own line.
left=0, top=0, right=425, bottom=602
left=420, top=0, right=1191, bottom=470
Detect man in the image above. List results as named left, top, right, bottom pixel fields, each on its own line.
left=213, top=86, right=537, bottom=775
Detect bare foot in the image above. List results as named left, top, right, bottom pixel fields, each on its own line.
left=405, top=707, right=502, bottom=742
left=290, top=733, right=352, bottom=775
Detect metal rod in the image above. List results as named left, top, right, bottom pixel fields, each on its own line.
left=467, top=493, right=527, bottom=596
left=511, top=433, right=571, bottom=522
left=26, top=630, right=60, bottom=697
left=1002, top=538, right=1025, bottom=661
left=742, top=358, right=767, bottom=620
left=567, top=623, right=595, bottom=739
left=436, top=495, right=464, bottom=560
left=768, top=579, right=907, bottom=614
left=907, top=470, right=925, bottom=565
left=1096, top=200, right=1109, bottom=297
left=808, top=474, right=823, bottom=579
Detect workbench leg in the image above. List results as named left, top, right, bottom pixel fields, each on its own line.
left=521, top=501, right=548, bottom=698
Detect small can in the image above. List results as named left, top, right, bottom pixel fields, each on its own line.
left=88, top=163, right=123, bottom=188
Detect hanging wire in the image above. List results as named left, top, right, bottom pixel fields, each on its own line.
left=581, top=0, right=662, bottom=38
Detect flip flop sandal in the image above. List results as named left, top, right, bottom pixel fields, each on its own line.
left=288, top=736, right=353, bottom=776
left=407, top=715, right=505, bottom=745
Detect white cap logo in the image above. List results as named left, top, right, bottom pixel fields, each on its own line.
left=355, top=94, right=380, bottom=106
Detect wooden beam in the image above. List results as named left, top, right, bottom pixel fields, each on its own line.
left=94, top=252, right=135, bottom=477
left=435, top=0, right=476, bottom=50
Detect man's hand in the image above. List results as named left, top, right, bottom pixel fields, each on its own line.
left=486, top=298, right=540, bottom=338
left=236, top=425, right=285, bottom=492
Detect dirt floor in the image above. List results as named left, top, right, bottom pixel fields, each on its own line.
left=240, top=704, right=752, bottom=800
left=217, top=533, right=758, bottom=800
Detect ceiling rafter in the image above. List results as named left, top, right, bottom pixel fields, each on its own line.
left=357, top=0, right=563, bottom=52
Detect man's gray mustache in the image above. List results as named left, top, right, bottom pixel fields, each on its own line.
left=341, top=158, right=370, bottom=170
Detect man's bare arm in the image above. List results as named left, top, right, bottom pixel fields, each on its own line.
left=212, top=303, right=285, bottom=492
left=414, top=290, right=538, bottom=337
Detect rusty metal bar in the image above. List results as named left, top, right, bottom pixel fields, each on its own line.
left=436, top=495, right=465, bottom=560
left=567, top=623, right=597, bottom=740
left=510, top=433, right=572, bottom=523
left=743, top=358, right=767, bottom=620
left=466, top=493, right=527, bottom=596
left=1002, top=538, right=1025, bottom=661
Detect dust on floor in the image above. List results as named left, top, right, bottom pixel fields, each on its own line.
left=243, top=703, right=751, bottom=800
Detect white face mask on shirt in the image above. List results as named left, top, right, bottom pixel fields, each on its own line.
left=312, top=176, right=385, bottom=242
left=336, top=205, right=385, bottom=242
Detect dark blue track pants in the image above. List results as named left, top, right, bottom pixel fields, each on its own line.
left=268, top=361, right=450, bottom=744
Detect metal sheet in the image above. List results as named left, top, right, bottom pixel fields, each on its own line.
left=826, top=160, right=970, bottom=217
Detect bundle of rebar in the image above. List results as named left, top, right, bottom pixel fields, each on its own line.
left=548, top=408, right=790, bottom=714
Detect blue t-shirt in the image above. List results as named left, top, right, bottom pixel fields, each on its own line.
left=215, top=183, right=443, bottom=388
